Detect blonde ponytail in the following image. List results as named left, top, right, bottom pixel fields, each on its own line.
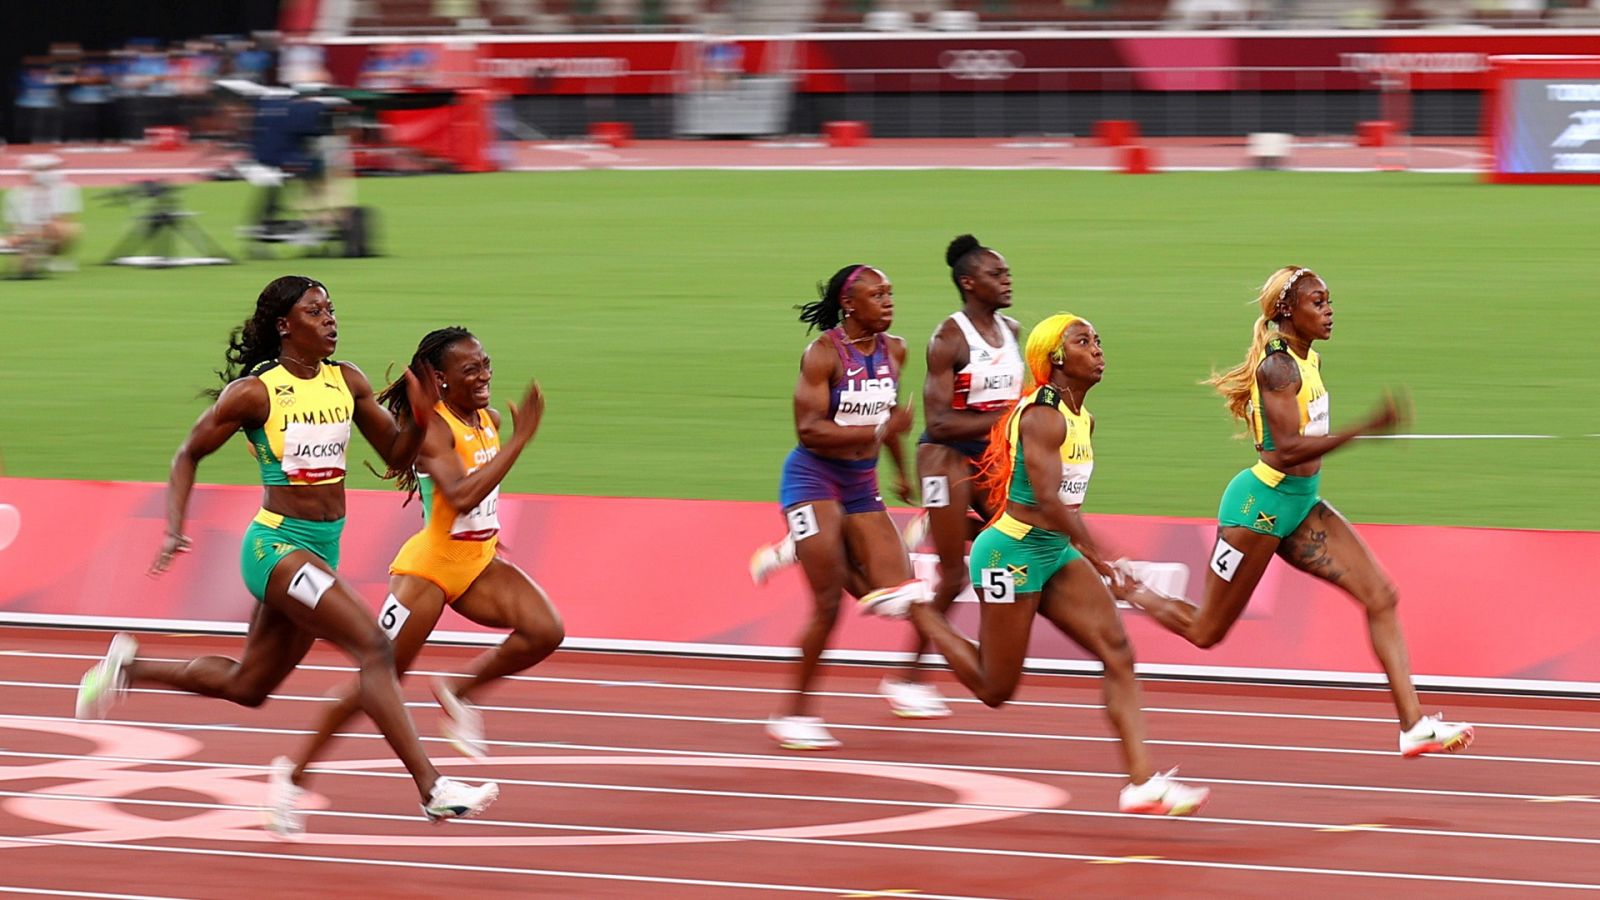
left=1206, top=266, right=1310, bottom=422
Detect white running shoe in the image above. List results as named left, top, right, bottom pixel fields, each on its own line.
left=433, top=677, right=488, bottom=759
left=858, top=579, right=933, bottom=619
left=880, top=678, right=952, bottom=719
left=1119, top=768, right=1210, bottom=816
left=75, top=633, right=137, bottom=720
left=749, top=535, right=797, bottom=585
left=766, top=715, right=841, bottom=751
left=263, top=756, right=306, bottom=837
left=1400, top=714, right=1475, bottom=758
left=422, top=777, right=500, bottom=823
left=901, top=511, right=931, bottom=551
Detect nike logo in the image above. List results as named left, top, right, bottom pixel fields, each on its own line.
left=847, top=367, right=865, bottom=377
left=462, top=433, right=475, bottom=441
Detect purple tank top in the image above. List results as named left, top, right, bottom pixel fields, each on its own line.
left=825, top=328, right=899, bottom=426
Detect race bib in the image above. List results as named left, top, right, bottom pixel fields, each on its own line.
left=977, top=567, right=1016, bottom=604
left=921, top=476, right=950, bottom=509
left=1305, top=393, right=1331, bottom=437
left=281, top=421, right=350, bottom=483
left=450, top=485, right=501, bottom=541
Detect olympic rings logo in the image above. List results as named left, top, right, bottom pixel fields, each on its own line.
left=939, top=49, right=1025, bottom=82
left=0, top=717, right=1069, bottom=847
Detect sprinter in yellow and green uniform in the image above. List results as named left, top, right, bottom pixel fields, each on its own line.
left=1122, top=266, right=1474, bottom=759
left=72, top=276, right=500, bottom=836
left=862, top=313, right=1210, bottom=817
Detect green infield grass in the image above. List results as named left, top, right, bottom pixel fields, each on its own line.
left=1, top=170, right=1594, bottom=530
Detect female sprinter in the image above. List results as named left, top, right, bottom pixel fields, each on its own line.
left=886, top=234, right=1024, bottom=719
left=277, top=327, right=563, bottom=832
left=1122, top=266, right=1473, bottom=757
left=765, top=264, right=929, bottom=751
left=865, top=314, right=1210, bottom=816
left=73, top=276, right=499, bottom=831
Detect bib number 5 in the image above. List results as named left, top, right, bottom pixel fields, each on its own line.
left=978, top=567, right=1016, bottom=604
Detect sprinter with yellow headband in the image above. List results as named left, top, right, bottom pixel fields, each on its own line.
left=1125, top=266, right=1474, bottom=758
left=864, top=313, right=1210, bottom=817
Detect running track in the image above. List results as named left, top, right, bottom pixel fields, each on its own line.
left=3, top=627, right=1599, bottom=898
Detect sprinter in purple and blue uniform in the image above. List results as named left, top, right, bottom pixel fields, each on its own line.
left=757, top=264, right=931, bottom=752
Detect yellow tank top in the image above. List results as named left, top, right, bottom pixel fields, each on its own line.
left=1004, top=384, right=1095, bottom=509
left=1249, top=339, right=1329, bottom=452
left=245, top=361, right=354, bottom=486
left=417, top=403, right=502, bottom=543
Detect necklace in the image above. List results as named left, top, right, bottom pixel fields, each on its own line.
left=839, top=327, right=876, bottom=346
left=278, top=353, right=320, bottom=376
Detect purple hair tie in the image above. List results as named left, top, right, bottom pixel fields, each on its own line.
left=839, top=265, right=869, bottom=302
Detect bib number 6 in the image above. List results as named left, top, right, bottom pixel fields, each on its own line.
left=978, top=567, right=1016, bottom=604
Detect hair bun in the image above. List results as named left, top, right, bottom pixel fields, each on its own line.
left=946, top=234, right=981, bottom=268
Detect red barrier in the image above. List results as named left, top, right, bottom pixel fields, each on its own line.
left=824, top=120, right=868, bottom=147
left=2, top=477, right=1597, bottom=691
left=1095, top=119, right=1139, bottom=148
left=588, top=120, right=633, bottom=148
left=1119, top=144, right=1156, bottom=174
left=1357, top=120, right=1394, bottom=148
left=377, top=90, right=495, bottom=173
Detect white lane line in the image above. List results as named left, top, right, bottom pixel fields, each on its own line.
left=1, top=837, right=998, bottom=900
left=10, top=826, right=1600, bottom=892
left=5, top=667, right=1599, bottom=738
left=0, top=889, right=192, bottom=900
left=10, top=775, right=1600, bottom=851
left=2, top=691, right=1594, bottom=770
left=3, top=717, right=1599, bottom=808
left=1355, top=433, right=1557, bottom=440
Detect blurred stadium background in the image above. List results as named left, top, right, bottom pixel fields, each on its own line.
left=2, top=0, right=1597, bottom=533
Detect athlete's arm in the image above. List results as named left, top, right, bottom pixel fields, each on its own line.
left=1256, top=355, right=1402, bottom=469
left=881, top=337, right=914, bottom=503
left=422, top=381, right=544, bottom=514
left=152, top=377, right=269, bottom=574
left=344, top=361, right=436, bottom=471
left=793, top=339, right=878, bottom=454
left=1017, top=406, right=1111, bottom=575
left=921, top=319, right=1000, bottom=443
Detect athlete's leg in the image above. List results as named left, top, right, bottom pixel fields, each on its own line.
left=902, top=445, right=975, bottom=684
left=784, top=499, right=848, bottom=719
left=127, top=600, right=314, bottom=707
left=1126, top=525, right=1279, bottom=649
left=908, top=589, right=1036, bottom=707
left=841, top=509, right=916, bottom=589
left=1037, top=560, right=1154, bottom=783
left=445, top=558, right=565, bottom=701
left=1277, top=501, right=1422, bottom=728
left=256, top=551, right=442, bottom=798
left=288, top=574, right=448, bottom=787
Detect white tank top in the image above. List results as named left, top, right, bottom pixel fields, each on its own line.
left=950, top=312, right=1024, bottom=411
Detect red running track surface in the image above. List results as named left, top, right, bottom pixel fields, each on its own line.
left=2, top=626, right=1599, bottom=899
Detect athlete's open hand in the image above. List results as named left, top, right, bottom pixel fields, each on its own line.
left=149, top=532, right=192, bottom=576
left=508, top=379, right=545, bottom=445
left=402, top=363, right=440, bottom=429
left=1366, top=388, right=1411, bottom=435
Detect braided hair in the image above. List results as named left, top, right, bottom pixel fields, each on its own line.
left=945, top=233, right=990, bottom=293
left=211, top=275, right=329, bottom=397
left=795, top=264, right=871, bottom=333
left=375, top=326, right=475, bottom=498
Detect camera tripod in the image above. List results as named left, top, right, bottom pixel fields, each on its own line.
left=104, top=186, right=235, bottom=268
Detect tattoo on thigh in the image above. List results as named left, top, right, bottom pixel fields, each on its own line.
left=1285, top=526, right=1345, bottom=584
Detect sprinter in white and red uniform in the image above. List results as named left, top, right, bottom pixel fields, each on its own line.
left=886, top=234, right=1025, bottom=719
left=759, top=264, right=929, bottom=752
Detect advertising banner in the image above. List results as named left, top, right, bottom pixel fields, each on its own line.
left=2, top=477, right=1596, bottom=691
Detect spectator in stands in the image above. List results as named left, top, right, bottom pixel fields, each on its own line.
left=15, top=61, right=63, bottom=145
left=2, top=154, right=83, bottom=277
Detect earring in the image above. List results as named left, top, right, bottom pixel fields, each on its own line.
left=441, top=383, right=449, bottom=390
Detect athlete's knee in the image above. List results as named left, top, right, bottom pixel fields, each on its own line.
left=976, top=678, right=1020, bottom=708
left=349, top=626, right=396, bottom=670
left=225, top=678, right=274, bottom=708
left=1188, top=625, right=1227, bottom=649
left=1363, top=580, right=1400, bottom=617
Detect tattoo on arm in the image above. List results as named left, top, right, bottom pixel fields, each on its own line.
left=1257, top=353, right=1301, bottom=393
